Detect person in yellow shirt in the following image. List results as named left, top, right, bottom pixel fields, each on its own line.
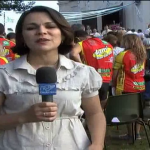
left=0, top=43, right=8, bottom=65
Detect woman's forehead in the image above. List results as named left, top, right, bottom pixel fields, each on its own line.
left=23, top=12, right=53, bottom=25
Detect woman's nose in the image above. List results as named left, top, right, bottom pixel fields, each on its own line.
left=36, top=25, right=47, bottom=35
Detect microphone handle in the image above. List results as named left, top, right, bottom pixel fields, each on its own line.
left=42, top=95, right=53, bottom=102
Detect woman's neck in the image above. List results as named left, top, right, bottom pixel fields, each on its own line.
left=27, top=51, right=59, bottom=70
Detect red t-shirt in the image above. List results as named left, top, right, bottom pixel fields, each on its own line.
left=114, top=50, right=145, bottom=94
left=0, top=56, right=8, bottom=65
left=0, top=37, right=15, bottom=61
left=79, top=38, right=113, bottom=83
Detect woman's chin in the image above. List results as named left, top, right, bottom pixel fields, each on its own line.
left=34, top=47, right=56, bottom=53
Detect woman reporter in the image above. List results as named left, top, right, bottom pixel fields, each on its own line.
left=0, top=6, right=106, bottom=150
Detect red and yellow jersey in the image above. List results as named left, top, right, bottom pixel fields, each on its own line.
left=114, top=50, right=145, bottom=95
left=0, top=37, right=16, bottom=61
left=79, top=38, right=113, bottom=83
left=0, top=56, right=8, bottom=65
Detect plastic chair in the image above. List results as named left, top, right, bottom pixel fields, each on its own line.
left=104, top=93, right=150, bottom=148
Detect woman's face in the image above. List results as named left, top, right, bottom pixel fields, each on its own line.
left=22, top=12, right=62, bottom=54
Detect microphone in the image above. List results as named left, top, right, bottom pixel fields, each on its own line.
left=36, top=67, right=57, bottom=102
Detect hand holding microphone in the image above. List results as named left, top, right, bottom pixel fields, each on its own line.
left=23, top=102, right=57, bottom=123
left=21, top=67, right=58, bottom=123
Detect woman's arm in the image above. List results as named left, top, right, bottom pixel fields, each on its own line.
left=0, top=93, right=57, bottom=130
left=112, top=52, right=124, bottom=87
left=82, top=95, right=106, bottom=150
left=0, top=93, right=25, bottom=130
left=70, top=44, right=82, bottom=63
left=112, top=69, right=119, bottom=87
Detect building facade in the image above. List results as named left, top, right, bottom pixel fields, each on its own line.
left=58, top=1, right=150, bottom=32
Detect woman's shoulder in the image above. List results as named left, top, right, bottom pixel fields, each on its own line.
left=0, top=57, right=25, bottom=79
left=0, top=60, right=14, bottom=72
left=0, top=58, right=19, bottom=72
left=0, top=61, right=16, bottom=88
left=60, top=55, right=101, bottom=79
left=71, top=60, right=96, bottom=73
left=60, top=55, right=96, bottom=73
left=70, top=60, right=102, bottom=81
left=59, top=58, right=102, bottom=93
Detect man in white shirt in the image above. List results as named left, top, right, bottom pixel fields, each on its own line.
left=93, top=29, right=101, bottom=37
left=144, top=24, right=150, bottom=38
left=137, top=29, right=145, bottom=40
left=102, top=25, right=112, bottom=37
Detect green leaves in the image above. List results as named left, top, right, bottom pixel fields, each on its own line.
left=0, top=0, right=35, bottom=11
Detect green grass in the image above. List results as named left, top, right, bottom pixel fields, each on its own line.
left=105, top=125, right=150, bottom=150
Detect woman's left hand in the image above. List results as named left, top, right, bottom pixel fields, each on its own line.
left=88, top=144, right=103, bottom=150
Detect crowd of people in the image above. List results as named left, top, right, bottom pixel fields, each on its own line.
left=78, top=23, right=150, bottom=40
left=0, top=5, right=150, bottom=150
left=0, top=23, right=18, bottom=65
left=70, top=23, right=150, bottom=141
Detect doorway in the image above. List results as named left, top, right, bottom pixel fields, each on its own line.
left=82, top=17, right=97, bottom=31
left=102, top=10, right=123, bottom=30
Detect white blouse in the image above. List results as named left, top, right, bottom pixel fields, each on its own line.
left=0, top=54, right=102, bottom=150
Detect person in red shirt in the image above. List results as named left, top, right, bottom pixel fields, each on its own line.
left=6, top=32, right=20, bottom=59
left=113, top=34, right=147, bottom=140
left=0, top=56, right=8, bottom=65
left=70, top=30, right=114, bottom=109
left=113, top=34, right=146, bottom=95
left=0, top=23, right=16, bottom=61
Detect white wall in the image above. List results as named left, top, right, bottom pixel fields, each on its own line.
left=59, top=1, right=150, bottom=31
left=123, top=1, right=150, bottom=31
left=139, top=1, right=150, bottom=30
left=59, top=1, right=82, bottom=25
left=0, top=11, right=21, bottom=33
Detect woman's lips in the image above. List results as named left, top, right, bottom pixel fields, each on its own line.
left=36, top=38, right=50, bottom=44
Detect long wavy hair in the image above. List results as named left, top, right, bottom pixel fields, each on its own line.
left=121, top=34, right=147, bottom=64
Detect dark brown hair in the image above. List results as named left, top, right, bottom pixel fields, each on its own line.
left=103, top=34, right=118, bottom=47
left=74, top=30, right=88, bottom=43
left=7, top=32, right=16, bottom=40
left=0, top=23, right=5, bottom=35
left=121, top=34, right=146, bottom=64
left=12, top=6, right=74, bottom=55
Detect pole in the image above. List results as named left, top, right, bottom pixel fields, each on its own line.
left=4, top=12, right=5, bottom=28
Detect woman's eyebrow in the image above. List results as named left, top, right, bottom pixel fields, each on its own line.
left=25, top=22, right=55, bottom=26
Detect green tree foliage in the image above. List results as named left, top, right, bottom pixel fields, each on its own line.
left=0, top=0, right=35, bottom=11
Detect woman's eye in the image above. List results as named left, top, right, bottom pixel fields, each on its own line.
left=46, top=25, right=56, bottom=29
left=26, top=25, right=57, bottom=30
left=26, top=27, right=36, bottom=30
